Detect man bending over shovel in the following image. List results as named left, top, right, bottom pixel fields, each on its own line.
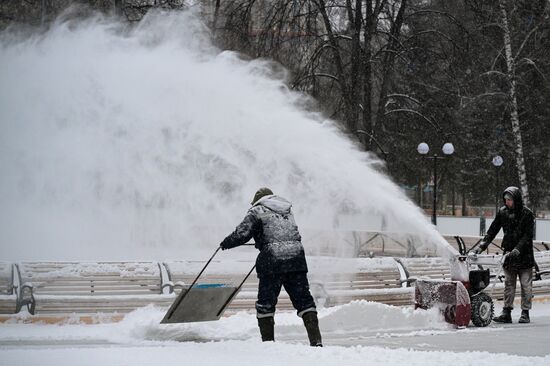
left=220, top=187, right=322, bottom=346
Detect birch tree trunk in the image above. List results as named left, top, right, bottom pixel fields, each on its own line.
left=498, top=0, right=530, bottom=205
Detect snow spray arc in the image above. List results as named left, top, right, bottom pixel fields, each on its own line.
left=0, top=10, right=455, bottom=262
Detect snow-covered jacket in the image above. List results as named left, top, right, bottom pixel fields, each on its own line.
left=480, top=187, right=535, bottom=269
left=220, top=195, right=308, bottom=276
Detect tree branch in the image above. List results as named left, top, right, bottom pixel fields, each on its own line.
left=383, top=108, right=440, bottom=131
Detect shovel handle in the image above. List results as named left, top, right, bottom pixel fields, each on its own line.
left=165, top=246, right=221, bottom=320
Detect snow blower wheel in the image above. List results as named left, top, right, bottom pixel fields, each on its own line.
left=470, top=292, right=493, bottom=327
left=444, top=305, right=456, bottom=324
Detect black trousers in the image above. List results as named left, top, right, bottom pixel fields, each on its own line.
left=256, top=271, right=316, bottom=318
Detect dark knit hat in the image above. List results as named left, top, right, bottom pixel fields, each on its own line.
left=251, top=187, right=273, bottom=205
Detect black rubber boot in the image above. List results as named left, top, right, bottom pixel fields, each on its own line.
left=257, top=317, right=275, bottom=342
left=518, top=310, right=530, bottom=324
left=302, top=311, right=323, bottom=347
left=493, top=307, right=512, bottom=323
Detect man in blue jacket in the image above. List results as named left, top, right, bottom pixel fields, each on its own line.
left=471, top=186, right=535, bottom=323
left=220, top=187, right=322, bottom=346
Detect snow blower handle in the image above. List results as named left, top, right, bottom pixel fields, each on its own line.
left=165, top=246, right=221, bottom=320
left=500, top=252, right=511, bottom=267
left=483, top=252, right=510, bottom=297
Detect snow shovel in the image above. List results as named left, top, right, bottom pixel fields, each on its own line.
left=161, top=246, right=256, bottom=324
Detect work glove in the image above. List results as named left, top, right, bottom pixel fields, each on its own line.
left=220, top=238, right=231, bottom=251
left=508, top=248, right=520, bottom=258
left=502, top=254, right=511, bottom=268
left=502, top=249, right=520, bottom=268
left=477, top=240, right=488, bottom=251
left=468, top=247, right=482, bottom=258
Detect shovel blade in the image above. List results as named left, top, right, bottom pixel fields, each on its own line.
left=161, top=285, right=239, bottom=324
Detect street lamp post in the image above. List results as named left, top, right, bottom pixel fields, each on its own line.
left=417, top=142, right=455, bottom=225
left=492, top=155, right=504, bottom=215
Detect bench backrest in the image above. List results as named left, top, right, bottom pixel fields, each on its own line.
left=163, top=260, right=257, bottom=291
left=18, top=261, right=163, bottom=295
left=308, top=257, right=404, bottom=290
left=398, top=257, right=452, bottom=282
left=0, top=262, right=14, bottom=295
left=535, top=251, right=550, bottom=279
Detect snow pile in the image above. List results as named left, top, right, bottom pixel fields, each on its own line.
left=139, top=301, right=436, bottom=342
left=0, top=301, right=446, bottom=343
left=2, top=301, right=448, bottom=343
left=316, top=301, right=446, bottom=334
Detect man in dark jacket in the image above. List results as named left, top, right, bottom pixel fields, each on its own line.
left=471, top=186, right=535, bottom=323
left=220, top=187, right=322, bottom=346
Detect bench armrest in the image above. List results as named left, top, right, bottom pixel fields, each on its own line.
left=20, top=282, right=34, bottom=302
left=535, top=270, right=550, bottom=281
left=20, top=282, right=33, bottom=292
left=162, top=281, right=174, bottom=293
left=18, top=282, right=35, bottom=314
left=401, top=278, right=417, bottom=286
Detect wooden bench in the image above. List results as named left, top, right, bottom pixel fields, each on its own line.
left=534, top=250, right=550, bottom=280
left=0, top=262, right=17, bottom=314
left=17, top=261, right=174, bottom=315
left=308, top=257, right=412, bottom=307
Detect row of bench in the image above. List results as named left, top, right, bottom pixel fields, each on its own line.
left=1, top=252, right=550, bottom=318
left=0, top=257, right=413, bottom=316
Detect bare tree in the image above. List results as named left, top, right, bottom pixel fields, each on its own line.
left=497, top=0, right=530, bottom=204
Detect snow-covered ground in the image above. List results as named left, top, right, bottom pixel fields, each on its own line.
left=2, top=300, right=549, bottom=366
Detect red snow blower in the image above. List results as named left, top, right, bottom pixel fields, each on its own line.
left=413, top=236, right=494, bottom=327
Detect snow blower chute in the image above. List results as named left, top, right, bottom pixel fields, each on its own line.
left=161, top=247, right=256, bottom=324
